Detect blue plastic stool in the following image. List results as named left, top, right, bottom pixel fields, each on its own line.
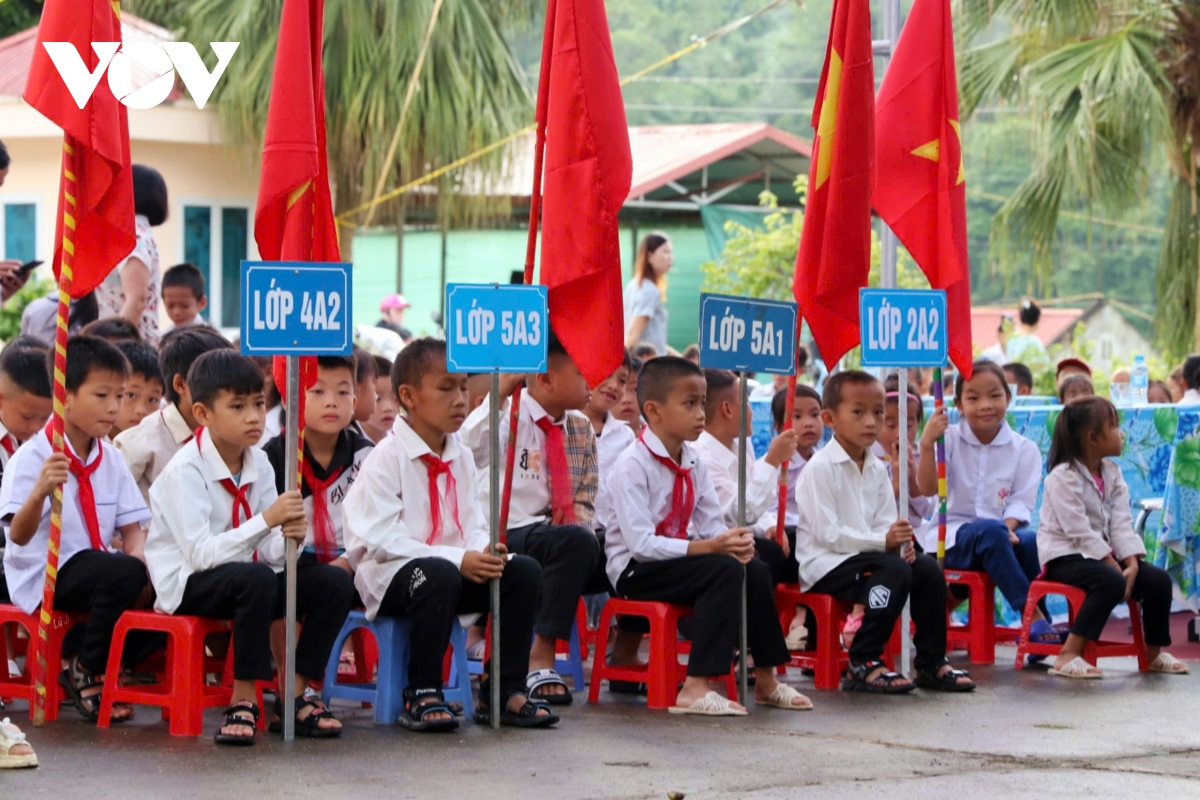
left=467, top=619, right=586, bottom=691
left=321, top=611, right=473, bottom=724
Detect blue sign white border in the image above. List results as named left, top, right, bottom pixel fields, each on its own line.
left=698, top=292, right=799, bottom=375
left=857, top=288, right=948, bottom=368
left=239, top=260, right=354, bottom=356
left=444, top=283, right=550, bottom=374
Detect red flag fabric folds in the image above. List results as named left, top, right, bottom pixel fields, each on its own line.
left=537, top=0, right=633, bottom=388
left=22, top=0, right=135, bottom=298
left=873, top=0, right=972, bottom=376
left=793, top=0, right=876, bottom=368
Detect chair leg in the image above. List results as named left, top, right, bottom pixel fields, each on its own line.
left=1128, top=600, right=1149, bottom=672
left=319, top=621, right=355, bottom=707
left=645, top=611, right=675, bottom=711
left=1014, top=591, right=1042, bottom=669
left=171, top=623, right=207, bottom=737
left=587, top=608, right=616, bottom=704
left=96, top=624, right=130, bottom=729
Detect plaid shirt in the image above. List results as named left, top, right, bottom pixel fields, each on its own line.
left=562, top=411, right=599, bottom=528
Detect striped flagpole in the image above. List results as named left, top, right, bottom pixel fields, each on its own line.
left=33, top=139, right=77, bottom=726
left=933, top=366, right=948, bottom=568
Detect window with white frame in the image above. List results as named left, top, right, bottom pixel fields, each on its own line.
left=0, top=195, right=41, bottom=263
left=180, top=201, right=252, bottom=328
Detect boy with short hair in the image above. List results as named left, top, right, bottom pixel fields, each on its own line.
left=112, top=340, right=165, bottom=438
left=1003, top=362, right=1034, bottom=397
left=795, top=371, right=976, bottom=694
left=461, top=330, right=608, bottom=705
left=1, top=336, right=152, bottom=721
left=601, top=356, right=810, bottom=715
left=161, top=262, right=208, bottom=330
left=146, top=349, right=351, bottom=744
left=350, top=345, right=377, bottom=436
left=115, top=326, right=232, bottom=505
left=361, top=355, right=397, bottom=444
left=344, top=338, right=555, bottom=730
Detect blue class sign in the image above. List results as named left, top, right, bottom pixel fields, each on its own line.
left=240, top=261, right=353, bottom=356
left=698, top=293, right=798, bottom=374
left=859, top=288, right=948, bottom=368
left=445, top=283, right=549, bottom=373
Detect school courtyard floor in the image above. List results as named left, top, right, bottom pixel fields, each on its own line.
left=5, top=645, right=1200, bottom=799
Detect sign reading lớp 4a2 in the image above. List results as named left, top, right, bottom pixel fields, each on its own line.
left=240, top=261, right=352, bottom=356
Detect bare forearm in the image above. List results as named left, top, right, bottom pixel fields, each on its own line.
left=9, top=493, right=49, bottom=545
left=624, top=316, right=648, bottom=349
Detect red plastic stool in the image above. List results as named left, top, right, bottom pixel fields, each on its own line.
left=774, top=586, right=853, bottom=690
left=0, top=604, right=87, bottom=721
left=944, top=570, right=1020, bottom=664
left=1013, top=580, right=1149, bottom=671
left=587, top=599, right=737, bottom=709
left=98, top=611, right=235, bottom=736
left=559, top=599, right=594, bottom=661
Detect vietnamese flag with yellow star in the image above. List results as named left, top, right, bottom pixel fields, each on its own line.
left=873, top=0, right=972, bottom=376
left=793, top=0, right=875, bottom=367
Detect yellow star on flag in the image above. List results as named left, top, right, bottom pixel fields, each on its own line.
left=910, top=119, right=966, bottom=185
left=813, top=50, right=843, bottom=190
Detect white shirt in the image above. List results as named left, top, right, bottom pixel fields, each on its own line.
left=870, top=441, right=937, bottom=528
left=915, top=422, right=1042, bottom=553
left=145, top=427, right=286, bottom=614
left=1181, top=388, right=1200, bottom=407
left=0, top=420, right=18, bottom=479
left=593, top=413, right=636, bottom=529
left=600, top=428, right=725, bottom=588
left=164, top=313, right=207, bottom=333
left=343, top=417, right=490, bottom=621
left=623, top=278, right=668, bottom=356
left=115, top=402, right=195, bottom=507
left=753, top=450, right=808, bottom=536
left=258, top=405, right=285, bottom=448
left=692, top=430, right=778, bottom=529
left=794, top=438, right=893, bottom=590
left=979, top=342, right=1007, bottom=366
left=1, top=426, right=150, bottom=613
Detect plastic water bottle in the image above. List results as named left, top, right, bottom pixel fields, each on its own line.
left=1131, top=355, right=1149, bottom=404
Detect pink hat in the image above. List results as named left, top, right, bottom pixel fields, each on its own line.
left=380, top=293, right=410, bottom=311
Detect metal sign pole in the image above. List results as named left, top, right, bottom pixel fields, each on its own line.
left=488, top=371, right=502, bottom=729
left=282, top=354, right=300, bottom=741
left=737, top=371, right=749, bottom=703
left=897, top=368, right=912, bottom=678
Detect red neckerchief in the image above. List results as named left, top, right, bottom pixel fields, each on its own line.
left=418, top=454, right=462, bottom=546
left=196, top=431, right=251, bottom=528
left=638, top=429, right=694, bottom=540
left=302, top=459, right=344, bottom=562
left=0, top=433, right=16, bottom=457
left=535, top=416, right=575, bottom=524
left=45, top=429, right=105, bottom=550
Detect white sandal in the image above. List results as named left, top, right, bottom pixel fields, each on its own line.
left=668, top=690, right=748, bottom=716
left=1149, top=652, right=1190, bottom=674
left=1048, top=656, right=1103, bottom=680
left=0, top=717, right=37, bottom=769
left=757, top=683, right=813, bottom=711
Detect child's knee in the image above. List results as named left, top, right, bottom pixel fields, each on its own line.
left=109, top=554, right=149, bottom=596
left=976, top=519, right=1012, bottom=545
left=1139, top=563, right=1172, bottom=599
left=502, top=554, right=544, bottom=596
left=555, top=525, right=601, bottom=565
left=411, top=557, right=462, bottom=597
left=1094, top=570, right=1127, bottom=605
left=321, top=565, right=357, bottom=608
left=745, top=557, right=773, bottom=589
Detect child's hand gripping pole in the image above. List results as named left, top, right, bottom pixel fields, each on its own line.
left=774, top=337, right=804, bottom=549
left=933, top=367, right=948, bottom=568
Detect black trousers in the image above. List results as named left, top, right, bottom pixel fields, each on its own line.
left=1044, top=555, right=1173, bottom=646
left=810, top=551, right=948, bottom=673
left=754, top=529, right=799, bottom=585
left=506, top=522, right=608, bottom=641
left=378, top=555, right=542, bottom=696
left=285, top=552, right=357, bottom=680
left=616, top=554, right=789, bottom=677
left=176, top=562, right=280, bottom=682
left=53, top=550, right=150, bottom=675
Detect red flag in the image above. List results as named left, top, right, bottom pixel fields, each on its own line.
left=873, top=0, right=972, bottom=376
left=793, top=0, right=875, bottom=368
left=255, top=0, right=340, bottom=415
left=537, top=0, right=633, bottom=388
left=22, top=0, right=135, bottom=298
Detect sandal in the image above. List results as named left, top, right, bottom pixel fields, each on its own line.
left=473, top=685, right=559, bottom=728
left=841, top=660, right=915, bottom=694
left=668, top=690, right=747, bottom=716
left=914, top=661, right=976, bottom=693
left=756, top=683, right=813, bottom=711
left=214, top=700, right=259, bottom=746
left=608, top=679, right=648, bottom=696
left=1048, top=656, right=1103, bottom=680
left=269, top=688, right=343, bottom=738
left=398, top=686, right=460, bottom=733
left=0, top=717, right=37, bottom=769
left=1025, top=620, right=1064, bottom=665
left=1148, top=652, right=1190, bottom=675
left=59, top=657, right=129, bottom=723
left=526, top=668, right=573, bottom=706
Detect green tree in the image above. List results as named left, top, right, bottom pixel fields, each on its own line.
left=0, top=0, right=40, bottom=41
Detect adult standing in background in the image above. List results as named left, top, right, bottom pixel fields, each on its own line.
left=0, top=139, right=34, bottom=303
left=1005, top=298, right=1050, bottom=372
left=377, top=293, right=413, bottom=343
left=96, top=164, right=166, bottom=345
left=623, top=232, right=672, bottom=356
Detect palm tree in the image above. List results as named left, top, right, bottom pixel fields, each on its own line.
left=128, top=0, right=540, bottom=259
left=956, top=0, right=1200, bottom=359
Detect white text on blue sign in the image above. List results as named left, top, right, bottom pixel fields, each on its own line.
left=453, top=301, right=543, bottom=348
left=697, top=293, right=797, bottom=374
left=240, top=261, right=353, bottom=356
left=445, top=284, right=549, bottom=373
left=858, top=289, right=948, bottom=368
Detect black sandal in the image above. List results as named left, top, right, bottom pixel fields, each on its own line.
left=214, top=701, right=259, bottom=746
left=841, top=660, right=915, bottom=694
left=398, top=686, right=460, bottom=733
left=268, top=689, right=343, bottom=738
left=914, top=661, right=976, bottom=693
left=473, top=685, right=559, bottom=729
left=59, top=658, right=125, bottom=723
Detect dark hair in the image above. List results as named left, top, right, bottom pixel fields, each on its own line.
left=132, top=164, right=168, bottom=226
left=353, top=345, right=376, bottom=384
left=372, top=355, right=392, bottom=380
left=636, top=356, right=702, bottom=415
left=681, top=343, right=700, bottom=362
left=1056, top=373, right=1094, bottom=404
left=796, top=344, right=809, bottom=371
left=634, top=232, right=670, bottom=288
left=3, top=335, right=49, bottom=352
left=159, top=326, right=234, bottom=405
left=1048, top=395, right=1120, bottom=470
left=0, top=139, right=9, bottom=170
left=59, top=335, right=129, bottom=393
left=0, top=343, right=52, bottom=398
left=617, top=349, right=633, bottom=372
left=81, top=316, right=140, bottom=342
left=1183, top=354, right=1200, bottom=391
left=628, top=355, right=644, bottom=379
left=957, top=360, right=1012, bottom=404
left=115, top=340, right=164, bottom=387
left=702, top=368, right=736, bottom=418
left=771, top=383, right=822, bottom=429
left=1003, top=362, right=1034, bottom=391
left=1018, top=298, right=1041, bottom=327
left=69, top=292, right=99, bottom=331
left=187, top=350, right=264, bottom=407
left=316, top=355, right=357, bottom=380
left=162, top=262, right=206, bottom=300
left=391, top=337, right=447, bottom=408
left=632, top=343, right=658, bottom=361
left=822, top=370, right=881, bottom=411
left=882, top=375, right=925, bottom=423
